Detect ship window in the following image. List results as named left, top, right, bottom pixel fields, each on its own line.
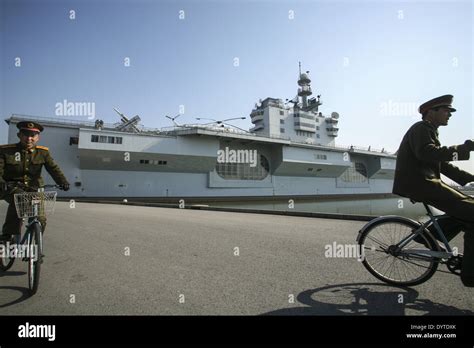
left=340, top=162, right=368, bottom=183
left=70, top=137, right=79, bottom=145
left=297, top=114, right=315, bottom=121
left=216, top=155, right=269, bottom=180
left=139, top=159, right=167, bottom=165
left=107, top=136, right=122, bottom=144
left=91, top=135, right=123, bottom=144
left=280, top=119, right=284, bottom=124
left=280, top=128, right=285, bottom=133
left=295, top=122, right=316, bottom=129
left=316, top=134, right=320, bottom=139
left=279, top=110, right=284, bottom=115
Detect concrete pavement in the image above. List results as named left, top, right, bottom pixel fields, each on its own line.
left=0, top=201, right=472, bottom=315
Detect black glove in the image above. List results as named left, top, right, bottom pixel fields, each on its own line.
left=61, top=183, right=70, bottom=191
left=465, top=139, right=474, bottom=151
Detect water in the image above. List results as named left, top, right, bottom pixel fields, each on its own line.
left=206, top=196, right=434, bottom=220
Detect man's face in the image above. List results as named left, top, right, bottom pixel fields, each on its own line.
left=428, top=107, right=452, bottom=127
left=18, top=131, right=40, bottom=149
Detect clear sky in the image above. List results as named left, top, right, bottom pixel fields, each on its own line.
left=0, top=0, right=473, bottom=174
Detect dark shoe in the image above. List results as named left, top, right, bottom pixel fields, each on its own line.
left=461, top=276, right=474, bottom=287
left=447, top=255, right=463, bottom=275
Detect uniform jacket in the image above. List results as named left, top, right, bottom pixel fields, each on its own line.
left=393, top=120, right=474, bottom=201
left=0, top=142, right=68, bottom=189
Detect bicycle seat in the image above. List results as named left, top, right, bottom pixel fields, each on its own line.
left=407, top=199, right=434, bottom=215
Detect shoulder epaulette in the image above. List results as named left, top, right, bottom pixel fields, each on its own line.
left=36, top=145, right=49, bottom=151
left=0, top=144, right=17, bottom=149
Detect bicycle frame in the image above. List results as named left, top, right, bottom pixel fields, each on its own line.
left=395, top=203, right=455, bottom=260
left=6, top=185, right=53, bottom=262
left=6, top=209, right=43, bottom=263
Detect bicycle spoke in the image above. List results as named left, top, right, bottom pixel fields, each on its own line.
left=359, top=219, right=439, bottom=286
left=363, top=235, right=390, bottom=249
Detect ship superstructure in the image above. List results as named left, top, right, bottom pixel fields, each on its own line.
left=250, top=63, right=339, bottom=146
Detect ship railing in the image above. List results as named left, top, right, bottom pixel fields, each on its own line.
left=161, top=125, right=294, bottom=141
left=159, top=125, right=393, bottom=154
left=9, top=114, right=166, bottom=134
left=8, top=114, right=393, bottom=155
left=338, top=144, right=389, bottom=153
left=10, top=114, right=100, bottom=128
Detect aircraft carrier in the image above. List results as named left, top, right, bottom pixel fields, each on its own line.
left=3, top=67, right=396, bottom=200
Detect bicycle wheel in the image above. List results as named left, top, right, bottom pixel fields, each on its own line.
left=0, top=236, right=17, bottom=271
left=27, top=223, right=42, bottom=295
left=358, top=217, right=439, bottom=286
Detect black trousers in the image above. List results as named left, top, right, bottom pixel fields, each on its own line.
left=422, top=184, right=474, bottom=283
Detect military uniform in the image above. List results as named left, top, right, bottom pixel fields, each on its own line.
left=393, top=95, right=474, bottom=286
left=393, top=120, right=474, bottom=207
left=0, top=121, right=69, bottom=238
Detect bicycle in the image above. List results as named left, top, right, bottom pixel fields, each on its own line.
left=356, top=200, right=464, bottom=286
left=0, top=182, right=60, bottom=295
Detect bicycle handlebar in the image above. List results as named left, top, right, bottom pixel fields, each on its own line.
left=42, top=184, right=62, bottom=189
left=3, top=181, right=65, bottom=191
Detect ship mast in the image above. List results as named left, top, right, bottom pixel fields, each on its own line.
left=297, top=62, right=312, bottom=108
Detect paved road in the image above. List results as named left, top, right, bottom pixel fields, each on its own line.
left=0, top=202, right=473, bottom=315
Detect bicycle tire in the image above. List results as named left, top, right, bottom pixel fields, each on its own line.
left=357, top=216, right=440, bottom=286
left=28, top=223, right=42, bottom=295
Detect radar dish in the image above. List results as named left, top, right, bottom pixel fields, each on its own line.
left=331, top=112, right=340, bottom=119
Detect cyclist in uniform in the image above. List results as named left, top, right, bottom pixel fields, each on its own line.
left=0, top=121, right=70, bottom=241
left=393, top=95, right=474, bottom=287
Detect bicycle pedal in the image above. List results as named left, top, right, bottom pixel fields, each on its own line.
left=447, top=256, right=463, bottom=276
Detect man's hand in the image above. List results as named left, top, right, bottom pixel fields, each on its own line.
left=465, top=139, right=474, bottom=151
left=61, top=183, right=70, bottom=191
